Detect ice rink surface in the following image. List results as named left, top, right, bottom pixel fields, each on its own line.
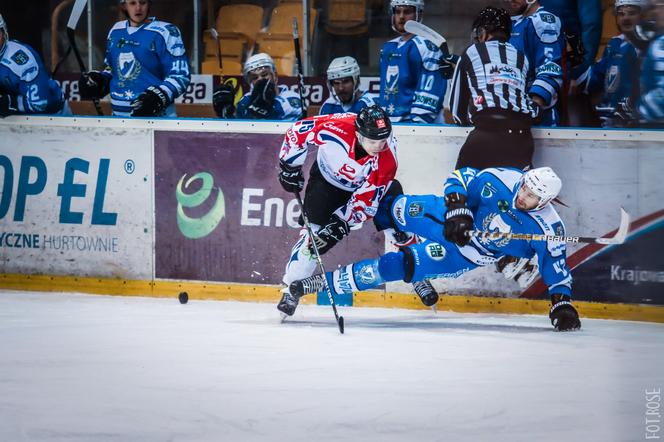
left=1, top=291, right=662, bottom=442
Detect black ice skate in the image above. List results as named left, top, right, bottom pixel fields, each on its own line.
left=412, top=279, right=439, bottom=307
left=289, top=273, right=328, bottom=298
left=277, top=290, right=300, bottom=316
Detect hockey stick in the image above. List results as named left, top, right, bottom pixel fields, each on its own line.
left=67, top=0, right=103, bottom=116
left=291, top=18, right=308, bottom=119
left=466, top=207, right=631, bottom=245
left=209, top=28, right=223, bottom=76
left=294, top=191, right=345, bottom=334
left=404, top=20, right=449, bottom=55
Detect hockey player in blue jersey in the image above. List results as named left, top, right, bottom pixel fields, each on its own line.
left=379, top=0, right=446, bottom=124
left=290, top=166, right=581, bottom=331
left=509, top=0, right=565, bottom=126
left=79, top=0, right=190, bottom=117
left=0, top=14, right=68, bottom=117
left=213, top=53, right=302, bottom=121
left=611, top=1, right=664, bottom=127
left=575, top=0, right=648, bottom=127
left=319, top=56, right=376, bottom=115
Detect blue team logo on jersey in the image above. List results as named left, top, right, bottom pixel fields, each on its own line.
left=481, top=183, right=497, bottom=199
left=540, top=13, right=556, bottom=24
left=605, top=65, right=620, bottom=94
left=165, top=24, right=181, bottom=37
left=117, top=52, right=141, bottom=83
left=425, top=243, right=446, bottom=261
left=408, top=202, right=424, bottom=217
left=11, top=50, right=29, bottom=66
left=497, top=199, right=509, bottom=212
left=356, top=263, right=378, bottom=285
left=385, top=65, right=399, bottom=96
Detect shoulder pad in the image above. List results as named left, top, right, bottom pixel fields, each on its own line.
left=0, top=41, right=39, bottom=82
left=530, top=10, right=562, bottom=44
left=478, top=167, right=522, bottom=191
left=145, top=20, right=186, bottom=56
left=411, top=36, right=443, bottom=71
left=108, top=20, right=126, bottom=36
left=359, top=92, right=376, bottom=106
left=277, top=85, right=300, bottom=100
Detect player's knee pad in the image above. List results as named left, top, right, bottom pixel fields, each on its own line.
left=329, top=258, right=385, bottom=293
left=377, top=251, right=407, bottom=283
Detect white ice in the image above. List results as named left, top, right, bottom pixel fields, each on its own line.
left=1, top=290, right=662, bottom=442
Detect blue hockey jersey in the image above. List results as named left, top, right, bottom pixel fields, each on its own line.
left=100, top=18, right=190, bottom=117
left=0, top=40, right=66, bottom=115
left=319, top=90, right=376, bottom=115
left=540, top=0, right=603, bottom=74
left=235, top=84, right=302, bottom=121
left=576, top=35, right=641, bottom=118
left=638, top=35, right=664, bottom=125
left=444, top=167, right=572, bottom=296
left=510, top=7, right=565, bottom=126
left=379, top=35, right=446, bottom=123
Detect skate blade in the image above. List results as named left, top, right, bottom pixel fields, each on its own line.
left=279, top=312, right=289, bottom=323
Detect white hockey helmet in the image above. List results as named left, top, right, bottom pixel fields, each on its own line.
left=327, top=56, right=361, bottom=95
left=243, top=53, right=276, bottom=81
left=519, top=167, right=562, bottom=211
left=391, top=0, right=424, bottom=28
left=615, top=0, right=650, bottom=11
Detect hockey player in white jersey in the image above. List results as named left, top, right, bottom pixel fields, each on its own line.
left=319, top=56, right=376, bottom=115
left=379, top=0, right=447, bottom=124
left=79, top=0, right=190, bottom=117
left=0, top=14, right=69, bottom=117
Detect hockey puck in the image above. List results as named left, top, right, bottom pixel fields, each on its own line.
left=178, top=291, right=189, bottom=304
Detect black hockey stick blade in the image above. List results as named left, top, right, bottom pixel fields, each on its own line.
left=338, top=315, right=344, bottom=334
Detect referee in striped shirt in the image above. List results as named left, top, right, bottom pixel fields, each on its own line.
left=449, top=6, right=539, bottom=170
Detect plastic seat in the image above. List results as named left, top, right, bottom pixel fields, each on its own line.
left=206, top=4, right=264, bottom=62
left=325, top=0, right=368, bottom=36
left=201, top=58, right=243, bottom=76
left=255, top=3, right=317, bottom=75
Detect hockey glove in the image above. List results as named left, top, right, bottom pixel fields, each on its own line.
left=444, top=193, right=474, bottom=247
left=213, top=83, right=236, bottom=118
left=79, top=71, right=110, bottom=100
left=439, top=53, right=459, bottom=80
left=247, top=78, right=276, bottom=118
left=549, top=294, right=581, bottom=331
left=563, top=32, right=586, bottom=69
left=310, top=214, right=350, bottom=255
left=278, top=160, right=304, bottom=193
left=612, top=98, right=639, bottom=127
left=0, top=94, right=18, bottom=117
left=131, top=85, right=170, bottom=117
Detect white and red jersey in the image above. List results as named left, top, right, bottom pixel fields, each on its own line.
left=279, top=113, right=398, bottom=227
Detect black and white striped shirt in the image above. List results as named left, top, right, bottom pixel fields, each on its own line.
left=449, top=40, right=536, bottom=126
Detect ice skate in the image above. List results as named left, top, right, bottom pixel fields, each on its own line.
left=412, top=279, right=439, bottom=308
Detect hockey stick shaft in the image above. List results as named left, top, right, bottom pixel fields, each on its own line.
left=67, top=0, right=103, bottom=116
left=467, top=207, right=630, bottom=245
left=294, top=191, right=344, bottom=334
left=291, top=18, right=308, bottom=119
left=209, top=28, right=223, bottom=77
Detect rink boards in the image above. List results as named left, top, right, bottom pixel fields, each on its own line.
left=0, top=116, right=663, bottom=321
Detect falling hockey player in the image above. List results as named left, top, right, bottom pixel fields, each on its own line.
left=277, top=105, right=439, bottom=316
left=290, top=166, right=583, bottom=331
